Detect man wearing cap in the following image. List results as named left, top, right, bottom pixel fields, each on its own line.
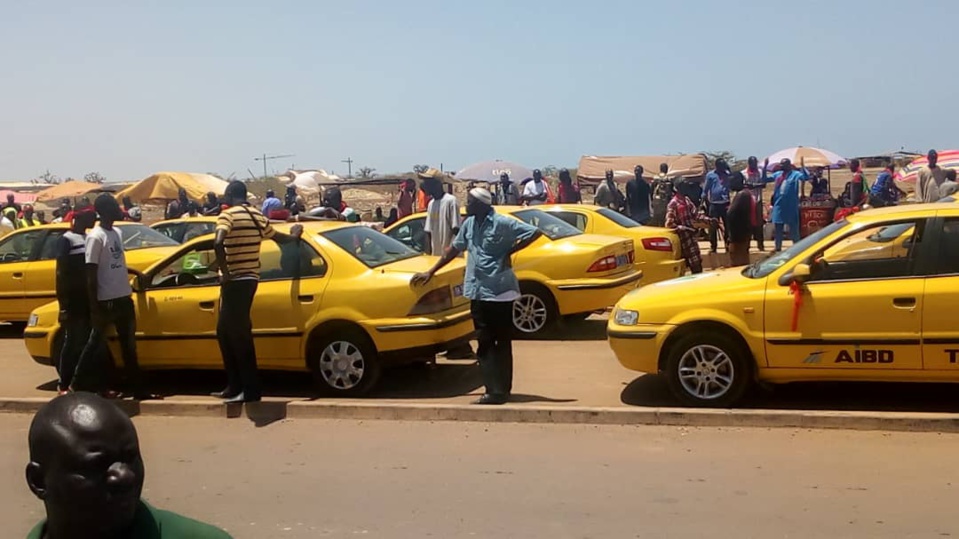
left=764, top=157, right=808, bottom=251
left=412, top=188, right=542, bottom=405
left=521, top=169, right=549, bottom=206
left=19, top=204, right=41, bottom=227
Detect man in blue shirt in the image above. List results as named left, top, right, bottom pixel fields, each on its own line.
left=702, top=159, right=731, bottom=253
left=261, top=189, right=283, bottom=218
left=869, top=164, right=905, bottom=207
left=765, top=157, right=808, bottom=251
left=412, top=188, right=542, bottom=405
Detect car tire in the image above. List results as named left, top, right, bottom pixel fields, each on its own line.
left=309, top=327, right=382, bottom=397
left=664, top=330, right=752, bottom=408
left=512, top=283, right=558, bottom=337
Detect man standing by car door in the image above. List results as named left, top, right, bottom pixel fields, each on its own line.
left=412, top=188, right=542, bottom=405
left=213, top=181, right=303, bottom=404
left=71, top=195, right=151, bottom=399
left=423, top=176, right=459, bottom=256
left=54, top=205, right=96, bottom=394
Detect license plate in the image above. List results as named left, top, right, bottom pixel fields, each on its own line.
left=616, top=254, right=629, bottom=267
left=452, top=284, right=464, bottom=297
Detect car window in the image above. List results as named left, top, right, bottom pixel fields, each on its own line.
left=551, top=211, right=588, bottom=232
left=746, top=220, right=846, bottom=279
left=259, top=241, right=328, bottom=281
left=118, top=224, right=180, bottom=250
left=0, top=230, right=45, bottom=264
left=933, top=218, right=959, bottom=276
left=153, top=223, right=185, bottom=242
left=149, top=243, right=220, bottom=289
left=596, top=208, right=640, bottom=229
left=38, top=231, right=65, bottom=261
left=512, top=209, right=582, bottom=240
left=810, top=219, right=925, bottom=282
left=324, top=226, right=420, bottom=268
left=385, top=218, right=427, bottom=252
left=183, top=222, right=216, bottom=242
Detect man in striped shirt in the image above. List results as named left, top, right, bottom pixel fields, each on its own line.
left=212, top=181, right=303, bottom=404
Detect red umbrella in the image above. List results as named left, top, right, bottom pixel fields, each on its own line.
left=0, top=190, right=38, bottom=204
left=897, top=150, right=959, bottom=183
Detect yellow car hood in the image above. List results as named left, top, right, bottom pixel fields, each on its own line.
left=126, top=246, right=180, bottom=270
left=619, top=267, right=755, bottom=308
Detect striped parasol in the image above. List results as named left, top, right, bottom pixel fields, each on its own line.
left=896, top=150, right=959, bottom=183
left=764, top=146, right=847, bottom=170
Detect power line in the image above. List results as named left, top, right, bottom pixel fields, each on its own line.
left=341, top=157, right=354, bottom=178
left=253, top=153, right=295, bottom=178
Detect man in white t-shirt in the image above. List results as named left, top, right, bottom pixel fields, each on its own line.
left=521, top=169, right=549, bottom=206
left=423, top=177, right=460, bottom=256
left=71, top=195, right=151, bottom=399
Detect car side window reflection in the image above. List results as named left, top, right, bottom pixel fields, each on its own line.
left=0, top=231, right=45, bottom=264
left=149, top=245, right=221, bottom=289
left=38, top=232, right=65, bottom=261
left=809, top=219, right=924, bottom=282
left=260, top=241, right=328, bottom=281
left=387, top=219, right=426, bottom=252
left=933, top=219, right=959, bottom=276
left=552, top=211, right=587, bottom=231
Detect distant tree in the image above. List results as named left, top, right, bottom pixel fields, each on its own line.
left=34, top=170, right=61, bottom=185
left=83, top=171, right=106, bottom=184
left=705, top=151, right=747, bottom=172
left=357, top=167, right=377, bottom=179
left=412, top=164, right=430, bottom=174
left=542, top=165, right=559, bottom=177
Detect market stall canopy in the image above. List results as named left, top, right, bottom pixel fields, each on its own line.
left=0, top=190, right=37, bottom=204
left=456, top=160, right=534, bottom=183
left=34, top=180, right=112, bottom=202
left=577, top=154, right=708, bottom=183
left=897, top=150, right=959, bottom=183
left=115, top=172, right=228, bottom=204
left=764, top=146, right=847, bottom=170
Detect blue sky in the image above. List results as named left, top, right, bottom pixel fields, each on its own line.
left=1, top=0, right=955, bottom=181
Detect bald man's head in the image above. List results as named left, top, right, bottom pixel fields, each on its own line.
left=27, top=393, right=144, bottom=538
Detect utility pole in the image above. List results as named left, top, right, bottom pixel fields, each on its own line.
left=253, top=153, right=294, bottom=178
left=341, top=157, right=354, bottom=178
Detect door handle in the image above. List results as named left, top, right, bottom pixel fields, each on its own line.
left=297, top=295, right=314, bottom=303
left=12, top=272, right=23, bottom=279
left=199, top=301, right=216, bottom=311
left=893, top=297, right=916, bottom=308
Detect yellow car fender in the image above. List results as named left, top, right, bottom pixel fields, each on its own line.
left=299, top=305, right=374, bottom=357
left=659, top=308, right=766, bottom=370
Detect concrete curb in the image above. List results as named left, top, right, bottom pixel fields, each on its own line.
left=4, top=397, right=959, bottom=432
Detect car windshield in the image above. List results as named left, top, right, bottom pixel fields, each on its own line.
left=596, top=208, right=640, bottom=228
left=744, top=220, right=847, bottom=279
left=323, top=226, right=420, bottom=268
left=118, top=224, right=180, bottom=250
left=512, top=209, right=582, bottom=240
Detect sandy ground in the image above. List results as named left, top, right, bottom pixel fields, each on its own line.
left=3, top=415, right=958, bottom=538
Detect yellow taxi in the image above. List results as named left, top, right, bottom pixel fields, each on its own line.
left=539, top=204, right=685, bottom=283
left=24, top=222, right=473, bottom=396
left=385, top=206, right=643, bottom=335
left=608, top=203, right=959, bottom=407
left=0, top=222, right=179, bottom=323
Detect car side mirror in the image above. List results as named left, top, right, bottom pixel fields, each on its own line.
left=778, top=263, right=811, bottom=287
left=131, top=274, right=145, bottom=293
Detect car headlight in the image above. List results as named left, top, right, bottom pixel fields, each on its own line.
left=27, top=314, right=39, bottom=327
left=613, top=309, right=639, bottom=326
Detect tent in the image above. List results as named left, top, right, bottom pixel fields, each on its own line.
left=0, top=190, right=38, bottom=204
left=576, top=154, right=709, bottom=183
left=115, top=172, right=228, bottom=204
left=35, top=181, right=112, bottom=202
left=456, top=160, right=534, bottom=183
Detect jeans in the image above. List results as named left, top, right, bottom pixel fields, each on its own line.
left=470, top=300, right=514, bottom=398
left=57, top=309, right=90, bottom=390
left=217, top=279, right=261, bottom=399
left=72, top=296, right=143, bottom=393
left=774, top=222, right=801, bottom=251
left=708, top=203, right=729, bottom=252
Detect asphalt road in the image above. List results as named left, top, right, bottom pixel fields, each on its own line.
left=3, top=415, right=957, bottom=538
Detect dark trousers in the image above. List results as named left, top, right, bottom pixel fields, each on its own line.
left=72, top=296, right=143, bottom=393
left=57, top=309, right=90, bottom=390
left=471, top=300, right=514, bottom=398
left=708, top=203, right=729, bottom=252
left=753, top=204, right=765, bottom=251
left=217, top=280, right=260, bottom=399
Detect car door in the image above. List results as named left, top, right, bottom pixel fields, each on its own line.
left=385, top=217, right=427, bottom=253
left=135, top=241, right=222, bottom=368
left=0, top=230, right=46, bottom=321
left=763, top=218, right=927, bottom=371
left=250, top=240, right=330, bottom=368
left=22, top=230, right=64, bottom=316
left=919, top=215, right=959, bottom=371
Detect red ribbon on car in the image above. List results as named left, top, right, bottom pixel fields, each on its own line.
left=788, top=281, right=803, bottom=331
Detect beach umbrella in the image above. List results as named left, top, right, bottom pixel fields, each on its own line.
left=34, top=180, right=109, bottom=202
left=896, top=150, right=959, bottom=182
left=455, top=160, right=534, bottom=183
left=764, top=146, right=847, bottom=170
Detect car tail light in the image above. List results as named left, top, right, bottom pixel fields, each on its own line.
left=588, top=255, right=619, bottom=273
left=408, top=287, right=453, bottom=316
left=642, top=237, right=673, bottom=252
left=627, top=249, right=635, bottom=263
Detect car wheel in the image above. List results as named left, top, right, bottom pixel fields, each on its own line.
left=512, top=284, right=557, bottom=336
left=309, top=328, right=382, bottom=397
left=664, top=330, right=751, bottom=407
